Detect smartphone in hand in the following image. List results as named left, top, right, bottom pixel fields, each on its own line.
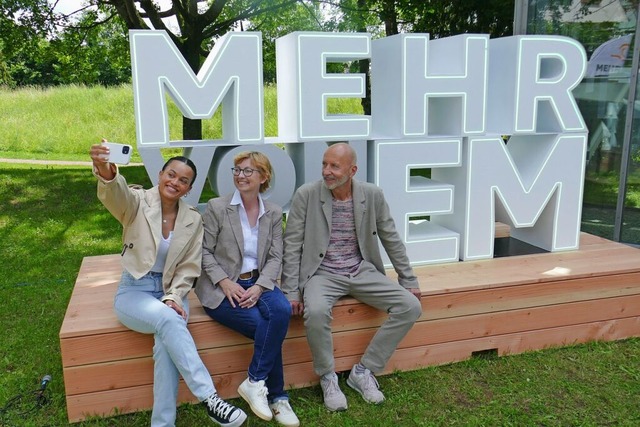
left=103, top=142, right=133, bottom=165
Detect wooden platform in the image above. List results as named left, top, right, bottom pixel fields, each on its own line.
left=59, top=231, right=640, bottom=422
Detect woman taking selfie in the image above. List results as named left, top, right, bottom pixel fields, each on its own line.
left=90, top=141, right=246, bottom=427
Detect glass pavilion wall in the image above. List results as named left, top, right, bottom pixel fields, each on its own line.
left=520, top=0, right=640, bottom=245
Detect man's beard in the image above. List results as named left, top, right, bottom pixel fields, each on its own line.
left=323, top=175, right=349, bottom=190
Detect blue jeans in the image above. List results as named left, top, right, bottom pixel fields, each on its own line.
left=203, top=277, right=291, bottom=402
left=114, top=270, right=216, bottom=427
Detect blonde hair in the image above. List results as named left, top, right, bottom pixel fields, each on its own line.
left=233, top=151, right=273, bottom=193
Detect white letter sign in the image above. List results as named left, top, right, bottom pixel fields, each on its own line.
left=129, top=30, right=589, bottom=266
left=276, top=32, right=371, bottom=141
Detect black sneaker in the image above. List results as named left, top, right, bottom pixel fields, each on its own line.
left=202, top=393, right=247, bottom=427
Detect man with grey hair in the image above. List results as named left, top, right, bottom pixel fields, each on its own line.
left=282, top=142, right=422, bottom=411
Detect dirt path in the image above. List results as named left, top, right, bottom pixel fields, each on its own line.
left=0, top=158, right=143, bottom=166
left=0, top=158, right=94, bottom=166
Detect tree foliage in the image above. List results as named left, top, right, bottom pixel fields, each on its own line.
left=0, top=1, right=131, bottom=86
left=0, top=0, right=52, bottom=85
left=327, top=0, right=515, bottom=38
left=4, top=1, right=636, bottom=87
left=51, top=12, right=131, bottom=86
left=407, top=0, right=515, bottom=37
left=246, top=1, right=326, bottom=83
left=97, top=0, right=303, bottom=71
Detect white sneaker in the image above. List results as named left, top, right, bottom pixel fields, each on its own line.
left=237, top=377, right=272, bottom=421
left=346, top=364, right=385, bottom=404
left=269, top=400, right=300, bottom=427
left=320, top=372, right=347, bottom=411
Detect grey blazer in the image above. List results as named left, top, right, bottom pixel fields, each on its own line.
left=195, top=193, right=283, bottom=310
left=281, top=179, right=419, bottom=302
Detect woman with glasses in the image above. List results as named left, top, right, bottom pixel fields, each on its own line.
left=195, top=151, right=299, bottom=427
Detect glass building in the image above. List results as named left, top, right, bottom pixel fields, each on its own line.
left=516, top=0, right=640, bottom=245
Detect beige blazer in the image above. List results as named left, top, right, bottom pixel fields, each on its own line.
left=195, top=193, right=283, bottom=310
left=281, top=179, right=418, bottom=302
left=95, top=168, right=203, bottom=309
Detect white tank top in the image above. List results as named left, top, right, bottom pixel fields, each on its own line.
left=150, top=231, right=173, bottom=273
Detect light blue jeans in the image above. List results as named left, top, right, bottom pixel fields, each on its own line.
left=114, top=270, right=216, bottom=427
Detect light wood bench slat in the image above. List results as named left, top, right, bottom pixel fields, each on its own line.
left=407, top=235, right=640, bottom=294
left=61, top=270, right=640, bottom=368
left=62, top=291, right=640, bottom=396
left=64, top=315, right=640, bottom=422
left=62, top=232, right=637, bottom=340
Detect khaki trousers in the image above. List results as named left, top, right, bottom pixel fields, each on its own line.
left=302, top=261, right=422, bottom=376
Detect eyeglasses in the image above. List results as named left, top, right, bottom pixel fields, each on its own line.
left=231, top=167, right=259, bottom=177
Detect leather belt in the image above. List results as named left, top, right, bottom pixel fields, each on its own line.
left=238, top=269, right=259, bottom=280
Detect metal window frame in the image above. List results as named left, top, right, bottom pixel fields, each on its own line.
left=614, top=3, right=640, bottom=241
left=513, top=0, right=529, bottom=35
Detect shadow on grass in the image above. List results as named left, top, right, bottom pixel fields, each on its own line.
left=0, top=165, right=152, bottom=282
left=0, top=164, right=153, bottom=426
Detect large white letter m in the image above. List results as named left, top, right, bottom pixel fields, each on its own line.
left=130, top=30, right=264, bottom=147
left=464, top=134, right=587, bottom=259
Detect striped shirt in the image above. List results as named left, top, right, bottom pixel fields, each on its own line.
left=318, top=198, right=363, bottom=275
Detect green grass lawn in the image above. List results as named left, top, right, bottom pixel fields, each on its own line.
left=0, top=84, right=362, bottom=163
left=1, top=164, right=640, bottom=426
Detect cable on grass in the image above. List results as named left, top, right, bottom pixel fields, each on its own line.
left=0, top=376, right=51, bottom=426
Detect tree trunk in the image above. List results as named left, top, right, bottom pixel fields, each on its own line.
left=181, top=24, right=203, bottom=141
left=382, top=0, right=398, bottom=36
left=357, top=0, right=371, bottom=116
left=358, top=58, right=371, bottom=116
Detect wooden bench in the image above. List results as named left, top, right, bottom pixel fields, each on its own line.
left=60, top=230, right=640, bottom=422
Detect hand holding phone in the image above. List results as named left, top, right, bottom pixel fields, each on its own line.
left=102, top=142, right=133, bottom=165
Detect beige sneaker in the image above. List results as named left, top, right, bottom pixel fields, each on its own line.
left=269, top=399, right=300, bottom=427
left=346, top=364, right=385, bottom=404
left=320, top=372, right=348, bottom=411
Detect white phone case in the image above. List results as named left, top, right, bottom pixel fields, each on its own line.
left=103, top=142, right=132, bottom=165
